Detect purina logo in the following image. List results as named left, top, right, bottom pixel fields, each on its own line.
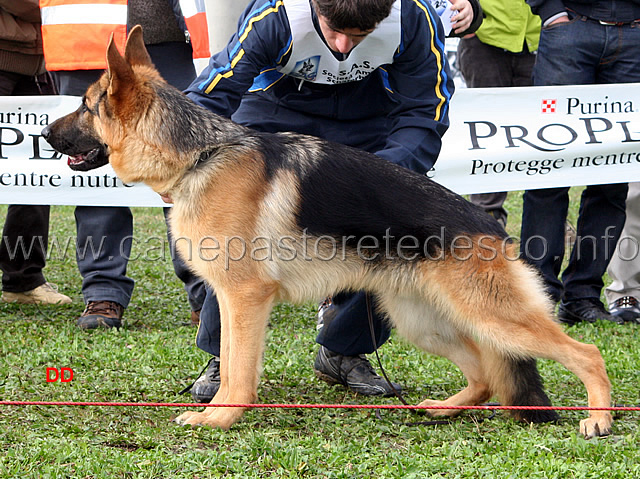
left=541, top=99, right=557, bottom=114
left=291, top=56, right=320, bottom=81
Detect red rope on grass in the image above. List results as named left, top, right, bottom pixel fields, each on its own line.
left=1, top=401, right=639, bottom=411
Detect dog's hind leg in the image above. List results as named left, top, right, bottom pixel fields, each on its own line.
left=175, top=281, right=277, bottom=429
left=433, top=256, right=612, bottom=438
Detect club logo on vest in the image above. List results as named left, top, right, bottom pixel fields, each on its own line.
left=290, top=56, right=320, bottom=81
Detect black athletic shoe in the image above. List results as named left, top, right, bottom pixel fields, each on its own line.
left=608, top=296, right=640, bottom=323
left=191, top=356, right=221, bottom=403
left=313, top=346, right=402, bottom=397
left=557, top=298, right=624, bottom=326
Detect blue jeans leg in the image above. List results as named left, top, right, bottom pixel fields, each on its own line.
left=562, top=183, right=628, bottom=301
left=521, top=187, right=570, bottom=302
left=533, top=15, right=640, bottom=86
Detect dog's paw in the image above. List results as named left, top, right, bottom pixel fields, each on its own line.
left=174, top=410, right=207, bottom=427
left=579, top=413, right=612, bottom=439
left=417, top=399, right=464, bottom=418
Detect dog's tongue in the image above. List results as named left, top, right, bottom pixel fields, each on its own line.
left=67, top=155, right=84, bottom=166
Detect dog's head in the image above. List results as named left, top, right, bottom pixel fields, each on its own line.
left=42, top=25, right=158, bottom=174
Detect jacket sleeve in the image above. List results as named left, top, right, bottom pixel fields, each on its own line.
left=0, top=0, right=41, bottom=23
left=526, top=0, right=567, bottom=24
left=185, top=0, right=290, bottom=116
left=376, top=0, right=454, bottom=174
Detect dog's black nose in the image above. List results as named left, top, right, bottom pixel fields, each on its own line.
left=41, top=125, right=51, bottom=140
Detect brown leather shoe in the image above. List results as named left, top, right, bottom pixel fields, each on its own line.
left=77, top=300, right=124, bottom=329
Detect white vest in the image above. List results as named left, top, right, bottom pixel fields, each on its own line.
left=278, top=0, right=401, bottom=84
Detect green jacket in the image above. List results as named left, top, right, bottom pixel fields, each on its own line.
left=475, top=0, right=541, bottom=53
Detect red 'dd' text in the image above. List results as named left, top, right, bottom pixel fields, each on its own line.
left=46, top=367, right=74, bottom=382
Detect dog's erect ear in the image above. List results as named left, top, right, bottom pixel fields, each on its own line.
left=106, top=32, right=135, bottom=98
left=124, top=25, right=153, bottom=67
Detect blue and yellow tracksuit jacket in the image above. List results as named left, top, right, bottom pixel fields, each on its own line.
left=185, top=0, right=455, bottom=174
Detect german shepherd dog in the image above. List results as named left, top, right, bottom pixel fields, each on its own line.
left=43, top=26, right=613, bottom=438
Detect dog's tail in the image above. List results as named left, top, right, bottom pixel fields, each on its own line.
left=485, top=352, right=560, bottom=423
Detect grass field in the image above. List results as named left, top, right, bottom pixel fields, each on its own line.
left=1, top=195, right=638, bottom=478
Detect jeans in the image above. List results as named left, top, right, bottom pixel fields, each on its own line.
left=520, top=15, right=640, bottom=303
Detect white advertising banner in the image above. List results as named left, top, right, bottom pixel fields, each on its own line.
left=0, top=95, right=165, bottom=207
left=0, top=83, right=639, bottom=207
left=432, top=82, right=640, bottom=193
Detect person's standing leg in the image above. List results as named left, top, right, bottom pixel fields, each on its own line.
left=606, top=182, right=640, bottom=323
left=520, top=186, right=570, bottom=304
left=526, top=15, right=631, bottom=325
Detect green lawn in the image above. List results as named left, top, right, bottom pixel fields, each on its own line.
left=1, top=198, right=638, bottom=478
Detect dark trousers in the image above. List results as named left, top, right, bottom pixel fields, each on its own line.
left=0, top=71, right=54, bottom=292
left=520, top=15, right=640, bottom=302
left=196, top=94, right=393, bottom=357
left=522, top=185, right=628, bottom=302
left=53, top=42, right=205, bottom=309
left=457, top=35, right=537, bottom=226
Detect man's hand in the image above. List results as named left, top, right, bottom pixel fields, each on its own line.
left=449, top=0, right=473, bottom=34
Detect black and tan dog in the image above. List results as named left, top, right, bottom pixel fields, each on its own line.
left=43, top=26, right=613, bottom=438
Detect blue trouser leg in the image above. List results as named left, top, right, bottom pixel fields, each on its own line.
left=196, top=288, right=222, bottom=356
left=164, top=208, right=206, bottom=312
left=1, top=205, right=49, bottom=292
left=74, top=206, right=134, bottom=307
left=0, top=71, right=54, bottom=293
left=54, top=71, right=135, bottom=308
left=316, top=292, right=391, bottom=355
left=521, top=184, right=628, bottom=303
left=521, top=187, right=571, bottom=303
left=562, top=184, right=628, bottom=301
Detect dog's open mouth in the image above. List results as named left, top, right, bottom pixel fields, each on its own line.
left=67, top=146, right=109, bottom=171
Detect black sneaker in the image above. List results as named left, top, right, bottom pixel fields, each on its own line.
left=557, top=298, right=624, bottom=326
left=313, top=346, right=402, bottom=397
left=76, top=300, right=124, bottom=329
left=608, top=296, right=640, bottom=323
left=191, top=356, right=221, bottom=403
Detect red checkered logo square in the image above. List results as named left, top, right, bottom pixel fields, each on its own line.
left=541, top=99, right=557, bottom=114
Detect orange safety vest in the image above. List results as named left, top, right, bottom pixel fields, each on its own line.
left=40, top=0, right=210, bottom=71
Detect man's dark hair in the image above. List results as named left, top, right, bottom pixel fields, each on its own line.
left=312, top=0, right=395, bottom=31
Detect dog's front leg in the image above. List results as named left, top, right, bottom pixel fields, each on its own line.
left=176, top=283, right=276, bottom=429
